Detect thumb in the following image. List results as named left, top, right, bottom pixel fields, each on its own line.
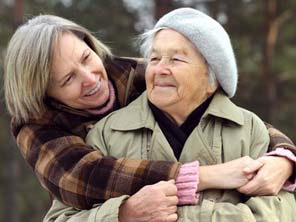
left=168, top=179, right=176, bottom=184
left=243, top=160, right=263, bottom=174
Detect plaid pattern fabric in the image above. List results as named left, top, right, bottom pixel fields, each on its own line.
left=11, top=57, right=295, bottom=209
left=12, top=57, right=180, bottom=209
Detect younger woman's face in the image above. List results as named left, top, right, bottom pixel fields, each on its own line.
left=47, top=32, right=110, bottom=110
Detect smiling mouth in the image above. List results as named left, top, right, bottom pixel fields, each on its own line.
left=155, top=83, right=175, bottom=87
left=84, top=79, right=102, bottom=96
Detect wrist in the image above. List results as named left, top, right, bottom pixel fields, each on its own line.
left=199, top=164, right=224, bottom=190
left=118, top=200, right=132, bottom=222
left=199, top=165, right=214, bottom=191
left=176, top=161, right=199, bottom=205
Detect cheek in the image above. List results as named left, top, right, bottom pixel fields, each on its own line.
left=189, top=78, right=209, bottom=97
left=145, top=69, right=153, bottom=89
left=176, top=77, right=198, bottom=96
left=93, top=55, right=108, bottom=78
left=49, top=84, right=81, bottom=104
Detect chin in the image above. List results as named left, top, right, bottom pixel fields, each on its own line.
left=151, top=99, right=171, bottom=109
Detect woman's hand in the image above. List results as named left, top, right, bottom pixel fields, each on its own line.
left=198, top=156, right=263, bottom=191
left=119, top=180, right=178, bottom=222
left=238, top=156, right=294, bottom=195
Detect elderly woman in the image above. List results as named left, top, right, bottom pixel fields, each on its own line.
left=43, top=8, right=296, bottom=221
left=4, top=12, right=296, bottom=221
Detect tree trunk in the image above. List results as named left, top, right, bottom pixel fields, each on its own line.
left=154, top=0, right=174, bottom=20
left=210, top=0, right=221, bottom=19
left=13, top=0, right=24, bottom=28
left=262, top=0, right=277, bottom=122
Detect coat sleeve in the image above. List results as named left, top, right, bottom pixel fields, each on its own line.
left=265, top=122, right=296, bottom=188
left=192, top=114, right=296, bottom=221
left=14, top=122, right=180, bottom=209
left=211, top=114, right=296, bottom=221
left=43, top=197, right=129, bottom=222
left=265, top=122, right=296, bottom=154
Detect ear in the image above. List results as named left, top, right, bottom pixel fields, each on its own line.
left=207, top=82, right=218, bottom=95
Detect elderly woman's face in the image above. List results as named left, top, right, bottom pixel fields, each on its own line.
left=47, top=32, right=109, bottom=110
left=146, top=29, right=216, bottom=123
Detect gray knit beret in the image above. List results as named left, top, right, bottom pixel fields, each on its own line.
left=154, top=8, right=238, bottom=97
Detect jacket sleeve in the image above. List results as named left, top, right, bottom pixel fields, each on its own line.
left=43, top=197, right=129, bottom=222
left=209, top=115, right=296, bottom=221
left=265, top=122, right=296, bottom=154
left=265, top=122, right=296, bottom=187
left=15, top=123, right=180, bottom=209
left=195, top=115, right=296, bottom=221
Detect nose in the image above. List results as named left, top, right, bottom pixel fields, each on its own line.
left=153, top=58, right=171, bottom=75
left=79, top=67, right=97, bottom=87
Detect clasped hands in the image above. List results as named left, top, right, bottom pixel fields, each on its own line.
left=119, top=156, right=293, bottom=222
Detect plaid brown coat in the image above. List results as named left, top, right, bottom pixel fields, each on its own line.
left=11, top=57, right=295, bottom=210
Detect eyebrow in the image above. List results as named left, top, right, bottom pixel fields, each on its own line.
left=150, top=47, right=187, bottom=56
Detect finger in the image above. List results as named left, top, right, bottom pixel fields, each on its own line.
left=238, top=176, right=260, bottom=194
left=158, top=179, right=175, bottom=185
left=238, top=169, right=269, bottom=195
left=243, top=160, right=264, bottom=174
left=166, top=205, right=178, bottom=214
left=168, top=179, right=176, bottom=184
left=246, top=173, right=255, bottom=180
left=166, top=196, right=179, bottom=206
left=158, top=183, right=177, bottom=196
left=166, top=213, right=178, bottom=222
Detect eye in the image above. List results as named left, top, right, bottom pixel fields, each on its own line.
left=173, top=58, right=181, bottom=61
left=150, top=57, right=159, bottom=61
left=172, top=57, right=185, bottom=62
left=149, top=57, right=160, bottom=64
left=62, top=73, right=74, bottom=87
left=82, top=50, right=91, bottom=63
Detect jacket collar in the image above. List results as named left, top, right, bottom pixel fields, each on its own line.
left=202, top=90, right=244, bottom=126
left=110, top=92, right=155, bottom=131
left=110, top=90, right=244, bottom=131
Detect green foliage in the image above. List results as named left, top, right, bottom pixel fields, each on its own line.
left=204, top=0, right=296, bottom=141
left=25, top=0, right=139, bottom=56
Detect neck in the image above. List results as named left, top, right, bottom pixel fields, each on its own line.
left=162, top=94, right=213, bottom=126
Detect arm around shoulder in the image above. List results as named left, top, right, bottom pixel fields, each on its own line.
left=14, top=119, right=180, bottom=209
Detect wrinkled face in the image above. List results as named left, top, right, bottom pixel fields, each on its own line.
left=145, top=29, right=216, bottom=124
left=47, top=32, right=109, bottom=110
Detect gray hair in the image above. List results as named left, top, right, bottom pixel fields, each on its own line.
left=138, top=28, right=217, bottom=86
left=4, top=15, right=112, bottom=123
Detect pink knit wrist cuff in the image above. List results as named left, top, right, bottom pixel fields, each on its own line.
left=176, top=161, right=199, bottom=205
left=265, top=148, right=296, bottom=191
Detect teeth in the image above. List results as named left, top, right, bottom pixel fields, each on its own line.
left=85, top=80, right=101, bottom=96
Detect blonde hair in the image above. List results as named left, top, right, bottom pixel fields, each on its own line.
left=4, top=15, right=112, bottom=123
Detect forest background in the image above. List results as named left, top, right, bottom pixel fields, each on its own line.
left=0, top=0, right=295, bottom=222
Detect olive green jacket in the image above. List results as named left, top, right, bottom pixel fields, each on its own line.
left=44, top=91, right=296, bottom=222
